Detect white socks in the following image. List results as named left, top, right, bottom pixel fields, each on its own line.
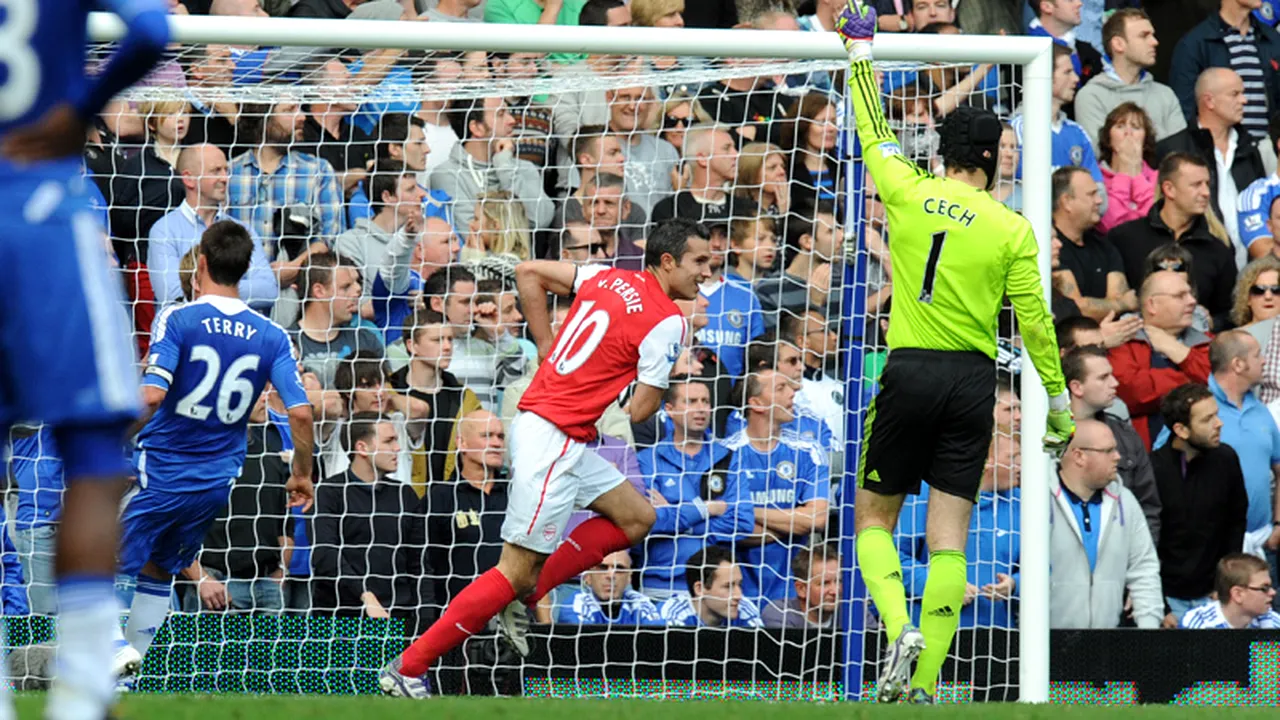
left=46, top=577, right=118, bottom=720
left=124, top=576, right=173, bottom=658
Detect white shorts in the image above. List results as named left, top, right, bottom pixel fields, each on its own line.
left=500, top=412, right=626, bottom=554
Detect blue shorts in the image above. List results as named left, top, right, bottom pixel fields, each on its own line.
left=118, top=482, right=231, bottom=577
left=0, top=173, right=139, bottom=475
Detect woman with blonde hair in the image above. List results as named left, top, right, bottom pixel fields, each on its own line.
left=462, top=192, right=532, bottom=263
left=735, top=142, right=790, bottom=216
left=1231, top=255, right=1280, bottom=328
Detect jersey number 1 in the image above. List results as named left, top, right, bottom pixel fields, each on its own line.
left=549, top=300, right=610, bottom=375
left=0, top=0, right=40, bottom=123
left=175, top=345, right=262, bottom=424
left=918, top=231, right=947, bottom=304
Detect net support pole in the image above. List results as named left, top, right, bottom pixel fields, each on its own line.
left=1016, top=37, right=1056, bottom=705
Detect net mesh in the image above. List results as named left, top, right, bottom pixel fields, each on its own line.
left=6, top=35, right=1031, bottom=701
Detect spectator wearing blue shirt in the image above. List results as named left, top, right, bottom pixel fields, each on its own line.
left=726, top=369, right=830, bottom=603
left=697, top=236, right=766, bottom=377
left=1207, top=331, right=1280, bottom=563
left=658, top=546, right=764, bottom=627
left=347, top=114, right=432, bottom=230
left=637, top=380, right=751, bottom=599
left=1181, top=553, right=1280, bottom=627
left=9, top=425, right=64, bottom=615
left=899, top=434, right=1021, bottom=630
left=1235, top=116, right=1280, bottom=260
left=1028, top=0, right=1105, bottom=87
left=548, top=550, right=663, bottom=625
left=727, top=334, right=836, bottom=454
left=1011, top=45, right=1107, bottom=210
left=149, top=144, right=279, bottom=313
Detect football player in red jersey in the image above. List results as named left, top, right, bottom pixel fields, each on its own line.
left=381, top=218, right=713, bottom=697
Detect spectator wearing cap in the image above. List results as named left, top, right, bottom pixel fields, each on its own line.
left=757, top=203, right=842, bottom=330
left=1028, top=0, right=1105, bottom=90
left=1064, top=346, right=1161, bottom=538
left=605, top=85, right=681, bottom=216
left=227, top=100, right=343, bottom=242
left=559, top=174, right=648, bottom=270
left=1011, top=44, right=1106, bottom=203
left=1074, top=9, right=1185, bottom=146
left=1156, top=67, right=1267, bottom=263
left=1109, top=270, right=1212, bottom=449
left=1050, top=166, right=1136, bottom=322
left=149, top=144, right=279, bottom=313
left=432, top=97, right=555, bottom=232
left=1150, top=383, right=1247, bottom=625
left=1181, top=553, right=1280, bottom=627
left=901, top=433, right=1022, bottom=629
left=335, top=161, right=427, bottom=302
left=1169, top=0, right=1280, bottom=143
left=1050, top=420, right=1163, bottom=628
left=1203, top=331, right=1280, bottom=561
left=1110, top=154, right=1238, bottom=330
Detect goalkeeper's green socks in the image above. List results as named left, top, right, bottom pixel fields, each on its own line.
left=912, top=550, right=967, bottom=695
left=856, top=526, right=910, bottom=642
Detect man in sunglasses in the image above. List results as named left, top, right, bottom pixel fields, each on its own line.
left=1181, top=553, right=1280, bottom=627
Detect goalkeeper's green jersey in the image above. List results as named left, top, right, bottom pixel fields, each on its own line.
left=847, top=58, right=1065, bottom=397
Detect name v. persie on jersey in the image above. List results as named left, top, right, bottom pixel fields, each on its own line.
left=922, top=197, right=977, bottom=228
left=596, top=274, right=648, bottom=314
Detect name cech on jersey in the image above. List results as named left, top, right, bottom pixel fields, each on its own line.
left=597, top=275, right=646, bottom=314
left=200, top=317, right=259, bottom=341
left=923, top=197, right=977, bottom=228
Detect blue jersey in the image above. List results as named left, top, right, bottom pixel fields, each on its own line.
left=137, top=295, right=308, bottom=492
left=371, top=268, right=423, bottom=345
left=0, top=0, right=168, bottom=177
left=556, top=588, right=664, bottom=625
left=697, top=277, right=764, bottom=377
left=1010, top=113, right=1103, bottom=184
left=725, top=431, right=830, bottom=603
left=10, top=426, right=65, bottom=531
left=658, top=591, right=764, bottom=628
left=1237, top=174, right=1280, bottom=251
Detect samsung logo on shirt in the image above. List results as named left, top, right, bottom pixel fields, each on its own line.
left=752, top=489, right=796, bottom=506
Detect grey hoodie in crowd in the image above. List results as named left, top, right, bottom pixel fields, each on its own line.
left=430, top=143, right=555, bottom=232
left=333, top=217, right=404, bottom=299
left=1074, top=61, right=1187, bottom=147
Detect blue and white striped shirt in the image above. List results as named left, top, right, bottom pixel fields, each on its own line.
left=226, top=150, right=342, bottom=243
left=658, top=590, right=764, bottom=628
left=1181, top=601, right=1280, bottom=629
left=556, top=588, right=664, bottom=626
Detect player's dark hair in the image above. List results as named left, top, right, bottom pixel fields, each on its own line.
left=1209, top=330, right=1254, bottom=374
left=299, top=251, right=339, bottom=303
left=1143, top=242, right=1195, bottom=282
left=777, top=310, right=807, bottom=347
left=686, top=545, right=734, bottom=596
left=1102, top=8, right=1150, bottom=59
left=579, top=0, right=626, bottom=26
left=333, top=350, right=389, bottom=398
left=423, top=265, right=476, bottom=300
left=918, top=21, right=957, bottom=34
left=1062, top=345, right=1109, bottom=387
left=446, top=97, right=490, bottom=140
left=344, top=411, right=386, bottom=455
left=404, top=307, right=447, bottom=345
left=791, top=540, right=840, bottom=584
left=645, top=218, right=709, bottom=270
left=375, top=112, right=426, bottom=163
left=1216, top=552, right=1271, bottom=602
left=200, top=220, right=254, bottom=287
left=1051, top=166, right=1092, bottom=212
left=745, top=331, right=779, bottom=373
left=1052, top=42, right=1074, bottom=70
left=785, top=199, right=837, bottom=254
left=1054, top=315, right=1101, bottom=354
left=1160, top=383, right=1213, bottom=434
left=729, top=371, right=768, bottom=411
left=369, top=159, right=412, bottom=215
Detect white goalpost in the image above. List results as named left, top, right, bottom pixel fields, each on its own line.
left=48, top=15, right=1053, bottom=702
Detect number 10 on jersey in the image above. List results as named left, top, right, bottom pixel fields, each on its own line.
left=549, top=300, right=610, bottom=375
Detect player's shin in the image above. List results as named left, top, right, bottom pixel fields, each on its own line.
left=46, top=575, right=120, bottom=720
left=125, top=575, right=174, bottom=657
left=856, top=526, right=911, bottom=642
left=398, top=568, right=518, bottom=677
left=523, top=517, right=632, bottom=607
left=911, top=550, right=967, bottom=695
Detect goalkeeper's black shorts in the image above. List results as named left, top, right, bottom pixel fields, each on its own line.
left=859, top=349, right=996, bottom=502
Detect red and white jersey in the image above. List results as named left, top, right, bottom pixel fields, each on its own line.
left=520, top=264, right=688, bottom=442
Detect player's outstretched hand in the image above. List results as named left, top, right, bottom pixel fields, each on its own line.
left=0, top=104, right=89, bottom=164
left=835, top=0, right=877, bottom=61
left=286, top=473, right=315, bottom=512
left=1043, top=407, right=1076, bottom=459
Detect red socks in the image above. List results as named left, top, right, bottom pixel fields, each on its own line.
left=399, top=568, right=516, bottom=677
left=525, top=517, right=632, bottom=607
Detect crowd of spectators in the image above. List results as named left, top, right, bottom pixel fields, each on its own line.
left=10, top=0, right=1280, bottom=679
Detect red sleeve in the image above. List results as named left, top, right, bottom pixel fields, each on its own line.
left=1110, top=341, right=1194, bottom=415
left=1177, top=344, right=1212, bottom=383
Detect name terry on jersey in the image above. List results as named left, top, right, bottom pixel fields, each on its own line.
left=598, top=276, right=646, bottom=314
left=201, top=317, right=259, bottom=341
left=923, top=197, right=977, bottom=228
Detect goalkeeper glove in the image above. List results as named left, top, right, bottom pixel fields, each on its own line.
left=835, top=0, right=877, bottom=62
left=1043, top=392, right=1075, bottom=458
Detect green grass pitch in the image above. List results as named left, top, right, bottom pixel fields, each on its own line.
left=11, top=696, right=1277, bottom=719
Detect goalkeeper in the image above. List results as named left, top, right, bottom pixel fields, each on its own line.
left=835, top=1, right=1072, bottom=705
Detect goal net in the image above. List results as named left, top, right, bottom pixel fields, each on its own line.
left=3, top=18, right=1054, bottom=702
